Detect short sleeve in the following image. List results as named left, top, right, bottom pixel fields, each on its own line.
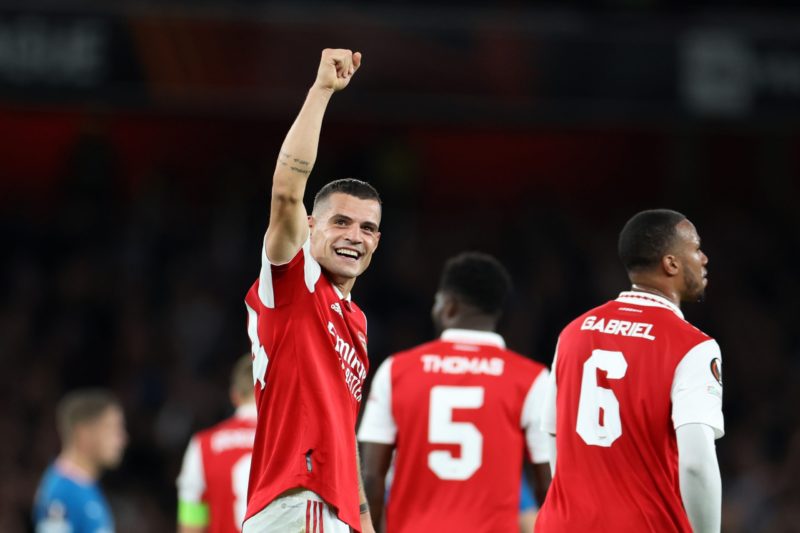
left=671, top=339, right=724, bottom=439
left=176, top=437, right=206, bottom=503
left=256, top=237, right=321, bottom=309
left=521, top=368, right=551, bottom=464
left=540, top=349, right=559, bottom=435
left=357, top=358, right=397, bottom=444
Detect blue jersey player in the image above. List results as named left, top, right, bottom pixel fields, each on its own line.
left=519, top=477, right=539, bottom=532
left=33, top=389, right=127, bottom=533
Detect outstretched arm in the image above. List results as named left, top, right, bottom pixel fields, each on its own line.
left=677, top=423, right=721, bottom=533
left=265, top=48, right=362, bottom=264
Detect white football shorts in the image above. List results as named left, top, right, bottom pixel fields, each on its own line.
left=242, top=489, right=351, bottom=533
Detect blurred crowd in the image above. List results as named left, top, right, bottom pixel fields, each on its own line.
left=1, top=120, right=798, bottom=533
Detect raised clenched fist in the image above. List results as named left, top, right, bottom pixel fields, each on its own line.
left=313, top=48, right=362, bottom=92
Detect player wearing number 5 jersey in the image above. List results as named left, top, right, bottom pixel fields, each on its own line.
left=177, top=355, right=256, bottom=533
left=536, top=209, right=724, bottom=533
left=242, top=49, right=379, bottom=533
left=359, top=253, right=552, bottom=533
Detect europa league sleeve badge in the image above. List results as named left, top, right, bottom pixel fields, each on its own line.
left=710, top=357, right=723, bottom=386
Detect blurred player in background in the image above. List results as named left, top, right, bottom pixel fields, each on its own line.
left=177, top=354, right=256, bottom=533
left=33, top=389, right=127, bottom=533
left=358, top=252, right=551, bottom=533
left=536, top=209, right=723, bottom=532
left=518, top=478, right=538, bottom=532
left=242, top=48, right=379, bottom=533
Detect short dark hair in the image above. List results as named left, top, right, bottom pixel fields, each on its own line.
left=231, top=354, right=254, bottom=399
left=439, top=252, right=512, bottom=315
left=57, top=388, right=120, bottom=443
left=618, top=209, right=687, bottom=272
left=312, top=178, right=381, bottom=212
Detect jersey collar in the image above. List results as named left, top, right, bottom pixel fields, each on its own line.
left=235, top=403, right=257, bottom=420
left=616, top=291, right=684, bottom=319
left=332, top=284, right=352, bottom=301
left=440, top=328, right=506, bottom=348
left=55, top=457, right=95, bottom=485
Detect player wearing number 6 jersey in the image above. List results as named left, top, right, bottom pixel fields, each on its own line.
left=536, top=209, right=724, bottom=533
left=358, top=252, right=552, bottom=533
left=177, top=355, right=256, bottom=533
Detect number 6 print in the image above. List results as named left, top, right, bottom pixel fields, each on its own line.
left=576, top=350, right=628, bottom=447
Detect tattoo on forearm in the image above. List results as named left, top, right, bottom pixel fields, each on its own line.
left=290, top=166, right=310, bottom=176
left=278, top=151, right=310, bottom=173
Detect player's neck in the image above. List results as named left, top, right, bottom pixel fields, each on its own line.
left=58, top=449, right=100, bottom=481
left=331, top=277, right=355, bottom=299
left=630, top=283, right=680, bottom=308
left=446, top=315, right=497, bottom=333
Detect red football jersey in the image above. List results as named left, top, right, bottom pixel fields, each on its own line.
left=244, top=240, right=369, bottom=531
left=536, top=292, right=724, bottom=532
left=358, top=329, right=550, bottom=533
left=177, top=406, right=257, bottom=533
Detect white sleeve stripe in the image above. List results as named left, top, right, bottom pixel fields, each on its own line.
left=176, top=438, right=206, bottom=502
left=302, top=239, right=322, bottom=293
left=357, top=358, right=397, bottom=444
left=522, top=369, right=552, bottom=464
left=258, top=245, right=275, bottom=309
left=246, top=302, right=268, bottom=389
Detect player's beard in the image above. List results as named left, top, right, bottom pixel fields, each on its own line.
left=684, top=271, right=706, bottom=303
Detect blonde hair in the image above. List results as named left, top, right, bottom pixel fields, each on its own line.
left=57, top=388, right=120, bottom=443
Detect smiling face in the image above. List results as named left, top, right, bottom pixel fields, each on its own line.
left=309, top=192, right=381, bottom=291
left=673, top=219, right=709, bottom=302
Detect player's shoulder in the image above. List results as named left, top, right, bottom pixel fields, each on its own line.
left=391, top=338, right=447, bottom=360
left=567, top=299, right=614, bottom=327
left=563, top=296, right=711, bottom=341
left=664, top=312, right=713, bottom=342
left=631, top=298, right=714, bottom=345
left=384, top=338, right=450, bottom=374
left=195, top=414, right=242, bottom=441
left=37, top=466, right=89, bottom=507
left=248, top=241, right=321, bottom=309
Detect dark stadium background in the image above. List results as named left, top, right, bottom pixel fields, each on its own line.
left=1, top=2, right=798, bottom=532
